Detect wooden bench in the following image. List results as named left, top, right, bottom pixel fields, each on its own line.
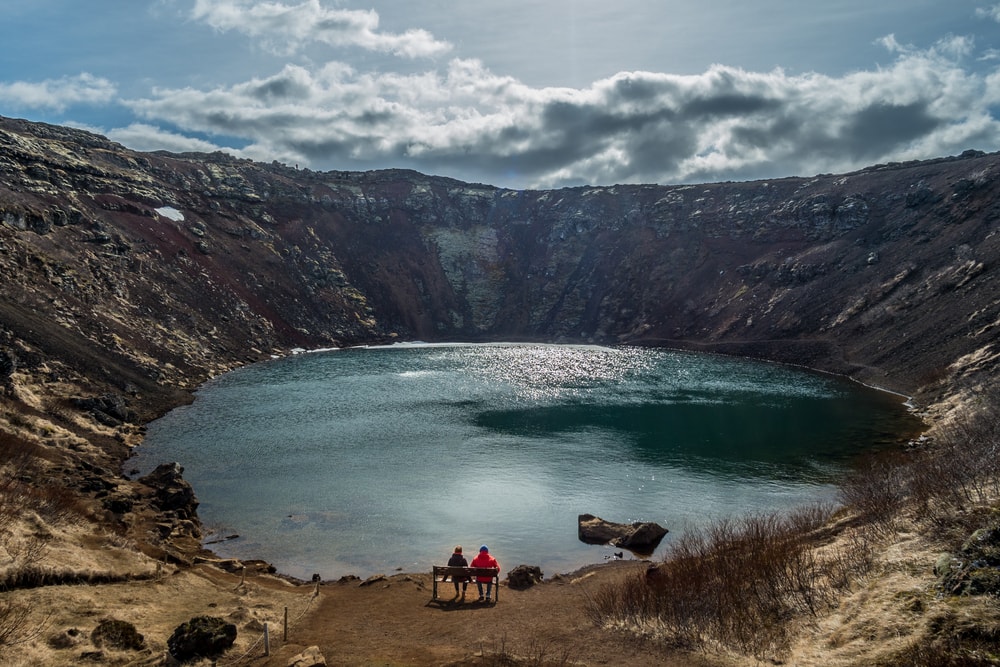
left=431, top=566, right=500, bottom=602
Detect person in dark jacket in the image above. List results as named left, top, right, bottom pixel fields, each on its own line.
left=447, top=545, right=469, bottom=598
left=470, top=544, right=500, bottom=602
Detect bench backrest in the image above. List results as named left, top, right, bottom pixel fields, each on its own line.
left=433, top=566, right=499, bottom=578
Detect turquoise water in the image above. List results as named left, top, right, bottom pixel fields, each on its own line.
left=129, top=343, right=921, bottom=580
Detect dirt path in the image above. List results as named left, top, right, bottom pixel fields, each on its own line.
left=263, top=562, right=716, bottom=666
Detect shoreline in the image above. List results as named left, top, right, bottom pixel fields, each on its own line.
left=130, top=340, right=927, bottom=585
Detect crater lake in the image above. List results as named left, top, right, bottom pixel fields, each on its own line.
left=128, top=343, right=923, bottom=580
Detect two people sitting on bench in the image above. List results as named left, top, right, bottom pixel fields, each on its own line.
left=446, top=544, right=501, bottom=601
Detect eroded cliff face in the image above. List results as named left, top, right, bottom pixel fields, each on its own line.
left=1, top=115, right=998, bottom=472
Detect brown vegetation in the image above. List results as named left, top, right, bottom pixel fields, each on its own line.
left=588, top=393, right=1000, bottom=666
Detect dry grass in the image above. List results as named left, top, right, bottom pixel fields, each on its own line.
left=469, top=634, right=575, bottom=667
left=0, top=430, right=138, bottom=651
left=586, top=503, right=876, bottom=660
left=588, top=392, right=1000, bottom=665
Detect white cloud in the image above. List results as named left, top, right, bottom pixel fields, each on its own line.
left=190, top=0, right=451, bottom=58
left=0, top=73, right=116, bottom=112
left=975, top=4, right=1000, bottom=22
left=115, top=33, right=1000, bottom=188
left=106, top=123, right=229, bottom=154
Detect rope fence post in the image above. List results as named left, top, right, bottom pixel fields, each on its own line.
left=284, top=607, right=288, bottom=642
left=263, top=622, right=270, bottom=657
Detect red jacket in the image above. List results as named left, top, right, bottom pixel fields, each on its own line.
left=470, top=551, right=499, bottom=581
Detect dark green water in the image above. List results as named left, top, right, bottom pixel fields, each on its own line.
left=129, top=343, right=921, bottom=579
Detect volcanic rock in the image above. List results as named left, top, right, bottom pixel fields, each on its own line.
left=578, top=514, right=668, bottom=553
left=506, top=564, right=544, bottom=590
left=91, top=618, right=145, bottom=651
left=166, top=616, right=237, bottom=662
left=138, top=462, right=199, bottom=520
left=288, top=645, right=327, bottom=667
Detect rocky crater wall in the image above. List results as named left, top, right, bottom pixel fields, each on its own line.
left=0, top=116, right=998, bottom=457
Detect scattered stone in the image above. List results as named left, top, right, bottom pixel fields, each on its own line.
left=506, top=565, right=543, bottom=590
left=91, top=618, right=145, bottom=651
left=72, top=393, right=135, bottom=426
left=0, top=347, right=16, bottom=380
left=244, top=559, right=277, bottom=574
left=101, top=493, right=134, bottom=515
left=139, top=462, right=200, bottom=520
left=172, top=519, right=201, bottom=538
left=360, top=574, right=387, bottom=587
left=47, top=628, right=85, bottom=649
left=166, top=616, right=237, bottom=662
left=193, top=556, right=244, bottom=572
left=287, top=645, right=327, bottom=667
left=938, top=521, right=1000, bottom=596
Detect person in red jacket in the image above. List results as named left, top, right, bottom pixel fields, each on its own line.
left=470, top=544, right=500, bottom=602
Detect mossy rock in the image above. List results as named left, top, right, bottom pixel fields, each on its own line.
left=963, top=567, right=1000, bottom=596
left=961, top=527, right=1000, bottom=565
left=935, top=553, right=957, bottom=577
left=167, top=615, right=237, bottom=662
left=939, top=522, right=1000, bottom=596
left=91, top=618, right=144, bottom=651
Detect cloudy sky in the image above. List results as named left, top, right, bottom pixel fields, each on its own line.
left=2, top=1, right=1000, bottom=189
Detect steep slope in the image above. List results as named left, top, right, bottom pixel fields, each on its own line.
left=4, top=118, right=997, bottom=397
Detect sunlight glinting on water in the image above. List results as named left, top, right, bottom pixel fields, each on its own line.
left=129, top=343, right=921, bottom=580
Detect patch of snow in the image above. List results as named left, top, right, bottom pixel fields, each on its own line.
left=155, top=206, right=184, bottom=221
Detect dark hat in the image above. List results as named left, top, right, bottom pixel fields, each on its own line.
left=480, top=545, right=488, bottom=552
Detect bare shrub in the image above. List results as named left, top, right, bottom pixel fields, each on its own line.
left=0, top=435, right=42, bottom=532
left=823, top=528, right=877, bottom=591
left=0, top=432, right=89, bottom=594
left=837, top=458, right=907, bottom=537
left=833, top=389, right=1000, bottom=536
left=31, top=483, right=88, bottom=526
left=785, top=501, right=838, bottom=535
left=475, top=633, right=574, bottom=667
left=3, top=535, right=49, bottom=573
left=0, top=430, right=84, bottom=534
left=903, top=393, right=1000, bottom=529
left=589, top=506, right=844, bottom=660
left=0, top=599, right=48, bottom=648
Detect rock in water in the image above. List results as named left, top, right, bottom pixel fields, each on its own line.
left=578, top=514, right=668, bottom=553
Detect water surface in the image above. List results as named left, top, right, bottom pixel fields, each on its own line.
left=129, top=343, right=920, bottom=579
